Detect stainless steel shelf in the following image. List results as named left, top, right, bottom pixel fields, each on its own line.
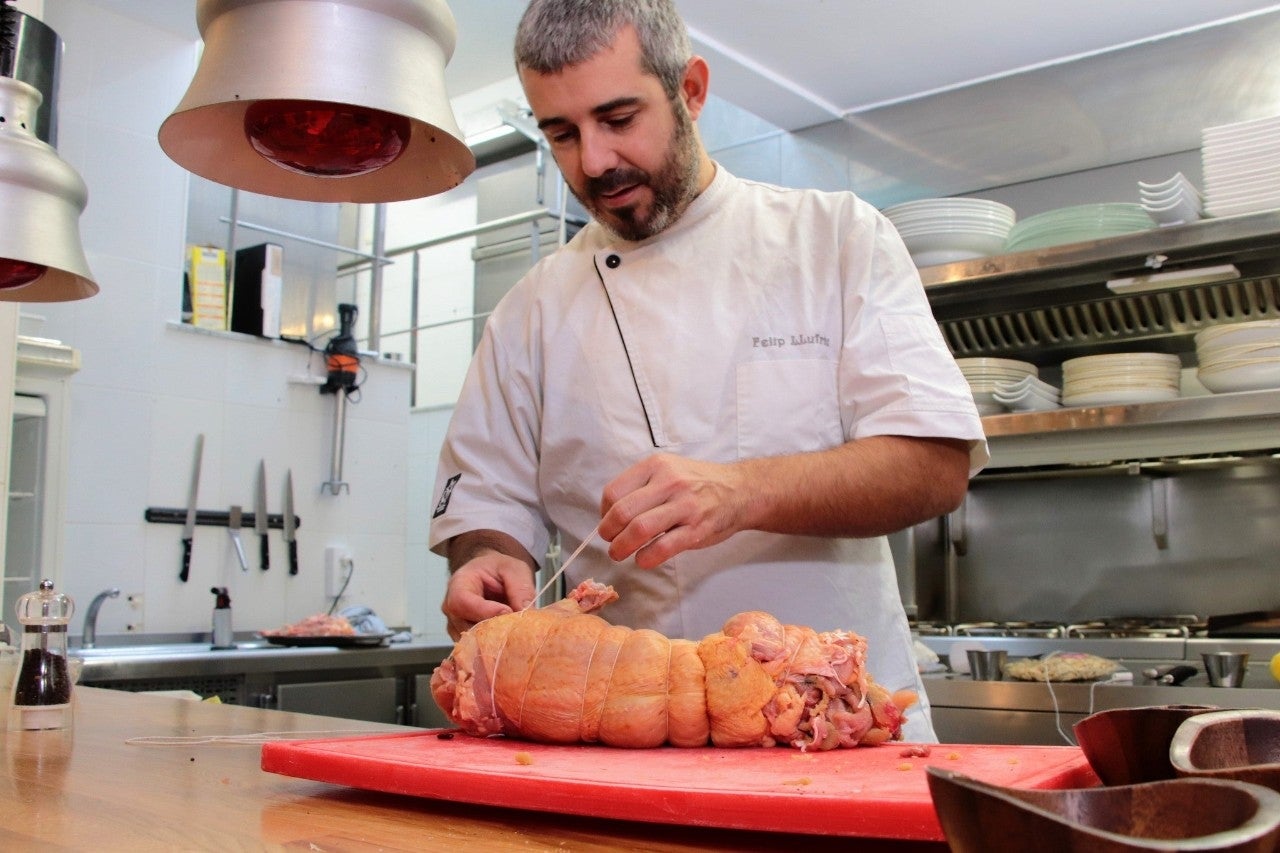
left=920, top=209, right=1280, bottom=298
left=980, top=389, right=1280, bottom=470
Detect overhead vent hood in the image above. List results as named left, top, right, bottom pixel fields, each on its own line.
left=922, top=210, right=1280, bottom=365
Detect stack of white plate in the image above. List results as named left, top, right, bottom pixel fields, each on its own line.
left=955, top=357, right=1037, bottom=415
left=882, top=198, right=1016, bottom=267
left=1003, top=203, right=1155, bottom=253
left=1061, top=353, right=1181, bottom=406
left=1195, top=319, right=1280, bottom=393
left=1138, top=173, right=1203, bottom=226
left=1201, top=115, right=1280, bottom=218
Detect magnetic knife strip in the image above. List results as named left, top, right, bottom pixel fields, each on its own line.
left=144, top=508, right=300, bottom=530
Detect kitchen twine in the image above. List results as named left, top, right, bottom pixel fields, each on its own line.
left=1036, top=650, right=1121, bottom=746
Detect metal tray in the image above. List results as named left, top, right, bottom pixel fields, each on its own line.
left=257, top=632, right=394, bottom=648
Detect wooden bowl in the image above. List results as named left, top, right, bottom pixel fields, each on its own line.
left=927, top=767, right=1280, bottom=852
left=1073, top=704, right=1218, bottom=785
left=1170, top=709, right=1280, bottom=791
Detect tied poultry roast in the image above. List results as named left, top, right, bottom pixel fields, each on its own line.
left=430, top=580, right=915, bottom=750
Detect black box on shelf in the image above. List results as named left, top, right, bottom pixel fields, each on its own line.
left=230, top=242, right=283, bottom=338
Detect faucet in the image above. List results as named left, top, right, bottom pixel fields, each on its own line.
left=81, top=587, right=120, bottom=649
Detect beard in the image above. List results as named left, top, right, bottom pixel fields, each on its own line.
left=571, top=100, right=702, bottom=242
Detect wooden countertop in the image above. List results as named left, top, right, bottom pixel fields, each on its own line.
left=3, top=687, right=945, bottom=851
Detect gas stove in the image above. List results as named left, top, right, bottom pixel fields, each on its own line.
left=912, top=615, right=1205, bottom=640
left=910, top=616, right=1280, bottom=746
left=955, top=621, right=1068, bottom=639
left=912, top=614, right=1279, bottom=678
left=1065, top=616, right=1203, bottom=639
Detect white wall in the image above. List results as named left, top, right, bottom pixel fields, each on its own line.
left=22, top=2, right=415, bottom=639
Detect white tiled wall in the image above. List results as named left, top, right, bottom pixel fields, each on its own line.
left=23, top=2, right=416, bottom=639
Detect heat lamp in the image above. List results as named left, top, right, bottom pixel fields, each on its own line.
left=0, top=5, right=97, bottom=303
left=158, top=0, right=476, bottom=203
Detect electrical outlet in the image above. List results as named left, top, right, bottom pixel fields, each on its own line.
left=325, top=547, right=353, bottom=598
left=126, top=594, right=144, bottom=632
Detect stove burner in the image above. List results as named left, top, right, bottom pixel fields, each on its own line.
left=954, top=621, right=1066, bottom=639
left=1066, top=615, right=1204, bottom=639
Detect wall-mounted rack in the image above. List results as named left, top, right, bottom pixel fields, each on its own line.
left=144, top=508, right=300, bottom=530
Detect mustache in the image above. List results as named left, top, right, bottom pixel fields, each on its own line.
left=585, top=168, right=649, bottom=198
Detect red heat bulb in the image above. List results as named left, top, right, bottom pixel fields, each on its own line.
left=0, top=258, right=46, bottom=290
left=244, top=99, right=411, bottom=178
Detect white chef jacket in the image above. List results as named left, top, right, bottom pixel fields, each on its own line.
left=430, top=165, right=988, bottom=742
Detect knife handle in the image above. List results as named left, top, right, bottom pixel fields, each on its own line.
left=180, top=538, right=192, bottom=582
left=288, top=539, right=299, bottom=575
left=260, top=535, right=270, bottom=570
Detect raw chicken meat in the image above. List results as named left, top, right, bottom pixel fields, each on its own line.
left=430, top=580, right=915, bottom=750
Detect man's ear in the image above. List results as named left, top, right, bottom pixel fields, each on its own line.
left=681, top=55, right=710, bottom=120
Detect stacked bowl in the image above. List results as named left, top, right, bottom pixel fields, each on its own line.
left=991, top=376, right=1061, bottom=412
left=881, top=198, right=1016, bottom=267
left=1201, top=114, right=1280, bottom=218
left=955, top=357, right=1037, bottom=415
left=1195, top=319, right=1280, bottom=393
left=1138, top=173, right=1204, bottom=226
left=1061, top=353, right=1181, bottom=407
left=1003, top=203, right=1155, bottom=253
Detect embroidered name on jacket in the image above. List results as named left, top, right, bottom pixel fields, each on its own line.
left=433, top=473, right=461, bottom=518
left=752, top=333, right=831, bottom=348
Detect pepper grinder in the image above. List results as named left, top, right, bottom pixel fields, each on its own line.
left=10, top=579, right=75, bottom=731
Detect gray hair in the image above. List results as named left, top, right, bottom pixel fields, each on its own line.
left=514, top=0, right=692, bottom=101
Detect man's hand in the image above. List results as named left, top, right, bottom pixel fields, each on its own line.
left=598, top=453, right=748, bottom=569
left=442, top=532, right=538, bottom=640
left=598, top=437, right=970, bottom=569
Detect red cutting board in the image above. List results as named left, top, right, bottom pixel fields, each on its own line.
left=261, top=731, right=1098, bottom=841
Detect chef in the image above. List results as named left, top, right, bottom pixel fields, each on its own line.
left=429, top=0, right=987, bottom=742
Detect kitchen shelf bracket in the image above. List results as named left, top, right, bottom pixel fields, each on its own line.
left=1148, top=475, right=1169, bottom=551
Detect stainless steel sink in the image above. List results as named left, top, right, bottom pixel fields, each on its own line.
left=71, top=641, right=277, bottom=658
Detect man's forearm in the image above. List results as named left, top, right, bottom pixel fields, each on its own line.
left=736, top=435, right=970, bottom=539
left=446, top=529, right=538, bottom=574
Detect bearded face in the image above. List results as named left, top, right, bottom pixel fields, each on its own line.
left=568, top=96, right=702, bottom=242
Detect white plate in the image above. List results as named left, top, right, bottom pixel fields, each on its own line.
left=1205, top=195, right=1280, bottom=219
left=955, top=357, right=1037, bottom=372
left=1197, top=360, right=1280, bottom=393
left=900, top=230, right=1008, bottom=259
left=1063, top=387, right=1180, bottom=406
left=1195, top=320, right=1280, bottom=350
left=1202, top=115, right=1280, bottom=147
left=1138, top=171, right=1194, bottom=189
left=993, top=376, right=1060, bottom=397
left=1063, top=352, right=1180, bottom=370
left=1198, top=342, right=1280, bottom=363
left=998, top=395, right=1061, bottom=412
left=882, top=198, right=1016, bottom=221
left=911, top=248, right=988, bottom=267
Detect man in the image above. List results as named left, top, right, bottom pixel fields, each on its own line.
left=429, top=0, right=987, bottom=742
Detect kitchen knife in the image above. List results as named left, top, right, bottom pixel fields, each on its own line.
left=255, top=460, right=269, bottom=570
left=228, top=505, right=249, bottom=571
left=179, top=434, right=204, bottom=582
left=283, top=469, right=298, bottom=575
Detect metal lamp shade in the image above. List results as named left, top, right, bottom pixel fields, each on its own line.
left=158, top=0, right=477, bottom=203
left=0, top=77, right=96, bottom=303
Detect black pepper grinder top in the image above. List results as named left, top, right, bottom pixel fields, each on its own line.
left=10, top=579, right=76, bottom=731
